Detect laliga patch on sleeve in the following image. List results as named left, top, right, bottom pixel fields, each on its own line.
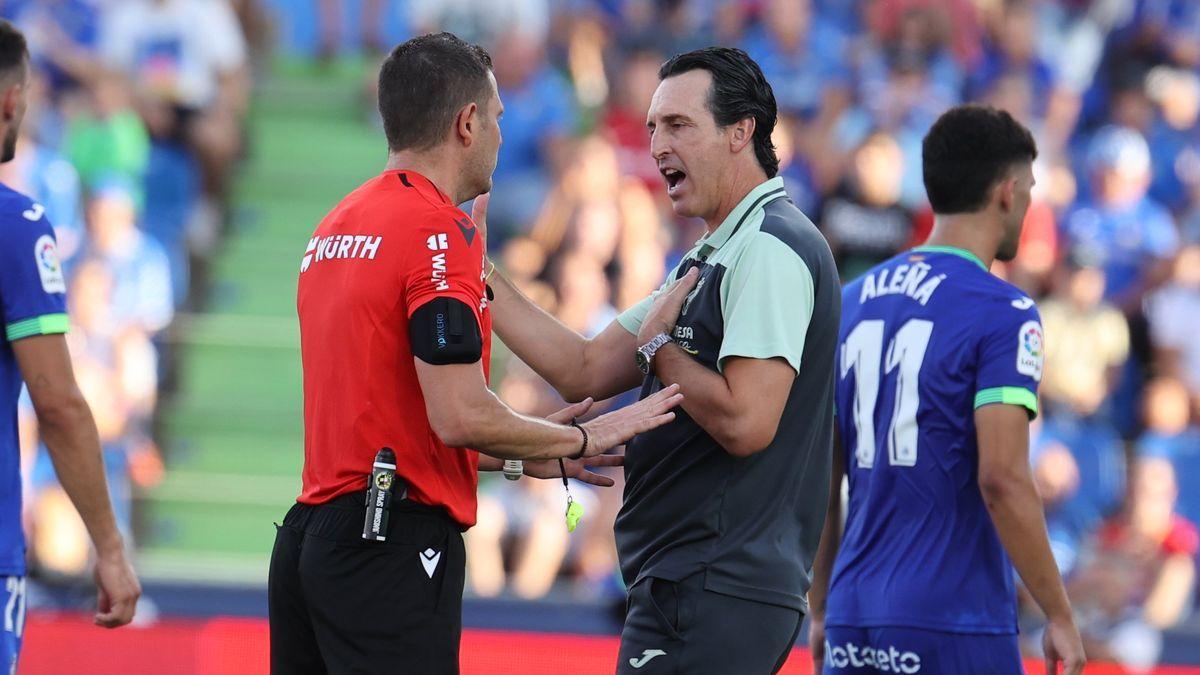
left=34, top=235, right=66, bottom=294
left=1016, top=320, right=1044, bottom=381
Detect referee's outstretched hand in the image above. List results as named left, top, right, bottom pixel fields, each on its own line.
left=579, top=383, right=682, bottom=457
left=524, top=398, right=626, bottom=486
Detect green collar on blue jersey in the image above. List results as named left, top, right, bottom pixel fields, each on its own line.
left=910, top=245, right=988, bottom=271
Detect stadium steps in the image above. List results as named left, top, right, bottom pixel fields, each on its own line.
left=138, top=59, right=385, bottom=584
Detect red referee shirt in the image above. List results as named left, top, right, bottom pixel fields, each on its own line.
left=296, top=170, right=490, bottom=528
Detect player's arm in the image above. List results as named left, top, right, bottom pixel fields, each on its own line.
left=976, top=404, right=1084, bottom=674
left=973, top=302, right=1083, bottom=674
left=15, top=336, right=140, bottom=627
left=487, top=271, right=645, bottom=401
left=2, top=213, right=139, bottom=628
left=17, top=337, right=119, bottom=548
left=807, top=428, right=845, bottom=665
left=638, top=235, right=810, bottom=458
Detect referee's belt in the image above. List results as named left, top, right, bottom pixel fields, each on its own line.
left=322, top=479, right=408, bottom=510
left=323, top=481, right=459, bottom=528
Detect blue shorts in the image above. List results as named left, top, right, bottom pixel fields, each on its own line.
left=823, top=625, right=1022, bottom=674
left=0, top=576, right=25, bottom=674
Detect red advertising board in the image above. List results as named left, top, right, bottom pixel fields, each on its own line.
left=17, top=613, right=1198, bottom=674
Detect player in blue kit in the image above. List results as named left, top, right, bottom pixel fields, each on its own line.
left=807, top=106, right=1086, bottom=675
left=0, top=20, right=139, bottom=671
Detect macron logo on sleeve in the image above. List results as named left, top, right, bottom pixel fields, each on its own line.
left=453, top=217, right=476, bottom=246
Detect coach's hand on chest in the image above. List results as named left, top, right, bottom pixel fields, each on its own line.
left=638, top=266, right=701, bottom=347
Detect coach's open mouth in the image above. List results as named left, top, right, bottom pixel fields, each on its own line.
left=662, top=168, right=687, bottom=195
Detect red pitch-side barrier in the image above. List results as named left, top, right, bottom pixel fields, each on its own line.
left=17, top=613, right=1198, bottom=674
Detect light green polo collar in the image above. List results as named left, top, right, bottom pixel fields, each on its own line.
left=910, top=245, right=988, bottom=271
left=697, top=176, right=788, bottom=252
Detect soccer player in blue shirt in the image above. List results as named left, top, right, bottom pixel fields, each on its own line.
left=808, top=106, right=1086, bottom=674
left=0, top=19, right=140, bottom=669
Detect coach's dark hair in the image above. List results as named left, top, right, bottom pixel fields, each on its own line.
left=922, top=105, right=1037, bottom=214
left=659, top=47, right=779, bottom=178
left=378, top=32, right=493, bottom=153
left=0, top=20, right=27, bottom=79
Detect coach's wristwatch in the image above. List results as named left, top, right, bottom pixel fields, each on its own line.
left=635, top=333, right=674, bottom=375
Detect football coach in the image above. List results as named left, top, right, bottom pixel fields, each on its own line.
left=268, top=32, right=682, bottom=675
left=482, top=47, right=840, bottom=674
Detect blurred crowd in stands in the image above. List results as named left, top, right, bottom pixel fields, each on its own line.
left=0, top=0, right=267, bottom=611
left=7, top=0, right=1200, bottom=668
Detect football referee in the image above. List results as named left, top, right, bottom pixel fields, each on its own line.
left=268, top=33, right=682, bottom=675
left=484, top=48, right=840, bottom=673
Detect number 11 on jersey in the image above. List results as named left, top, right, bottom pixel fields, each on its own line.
left=840, top=319, right=934, bottom=470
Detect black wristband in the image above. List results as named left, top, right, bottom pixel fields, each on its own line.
left=569, top=418, right=588, bottom=459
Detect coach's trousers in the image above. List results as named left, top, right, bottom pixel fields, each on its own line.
left=616, top=572, right=804, bottom=674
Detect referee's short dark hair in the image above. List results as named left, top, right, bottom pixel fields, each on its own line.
left=922, top=105, right=1037, bottom=215
left=378, top=32, right=493, bottom=153
left=659, top=47, right=780, bottom=178
left=0, top=20, right=28, bottom=79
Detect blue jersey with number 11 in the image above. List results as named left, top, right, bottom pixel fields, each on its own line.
left=827, top=246, right=1043, bottom=635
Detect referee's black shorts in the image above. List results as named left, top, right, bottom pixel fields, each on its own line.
left=268, top=491, right=466, bottom=675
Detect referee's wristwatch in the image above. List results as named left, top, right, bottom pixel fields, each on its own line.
left=635, top=333, right=673, bottom=375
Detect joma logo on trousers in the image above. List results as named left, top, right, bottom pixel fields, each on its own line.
left=629, top=649, right=666, bottom=669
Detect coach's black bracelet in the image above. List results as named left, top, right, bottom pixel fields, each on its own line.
left=569, top=418, right=588, bottom=459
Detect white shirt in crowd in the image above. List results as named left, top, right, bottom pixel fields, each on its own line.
left=101, top=0, right=246, bottom=110
left=1148, top=283, right=1200, bottom=394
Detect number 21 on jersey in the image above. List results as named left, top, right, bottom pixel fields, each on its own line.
left=840, top=319, right=933, bottom=469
